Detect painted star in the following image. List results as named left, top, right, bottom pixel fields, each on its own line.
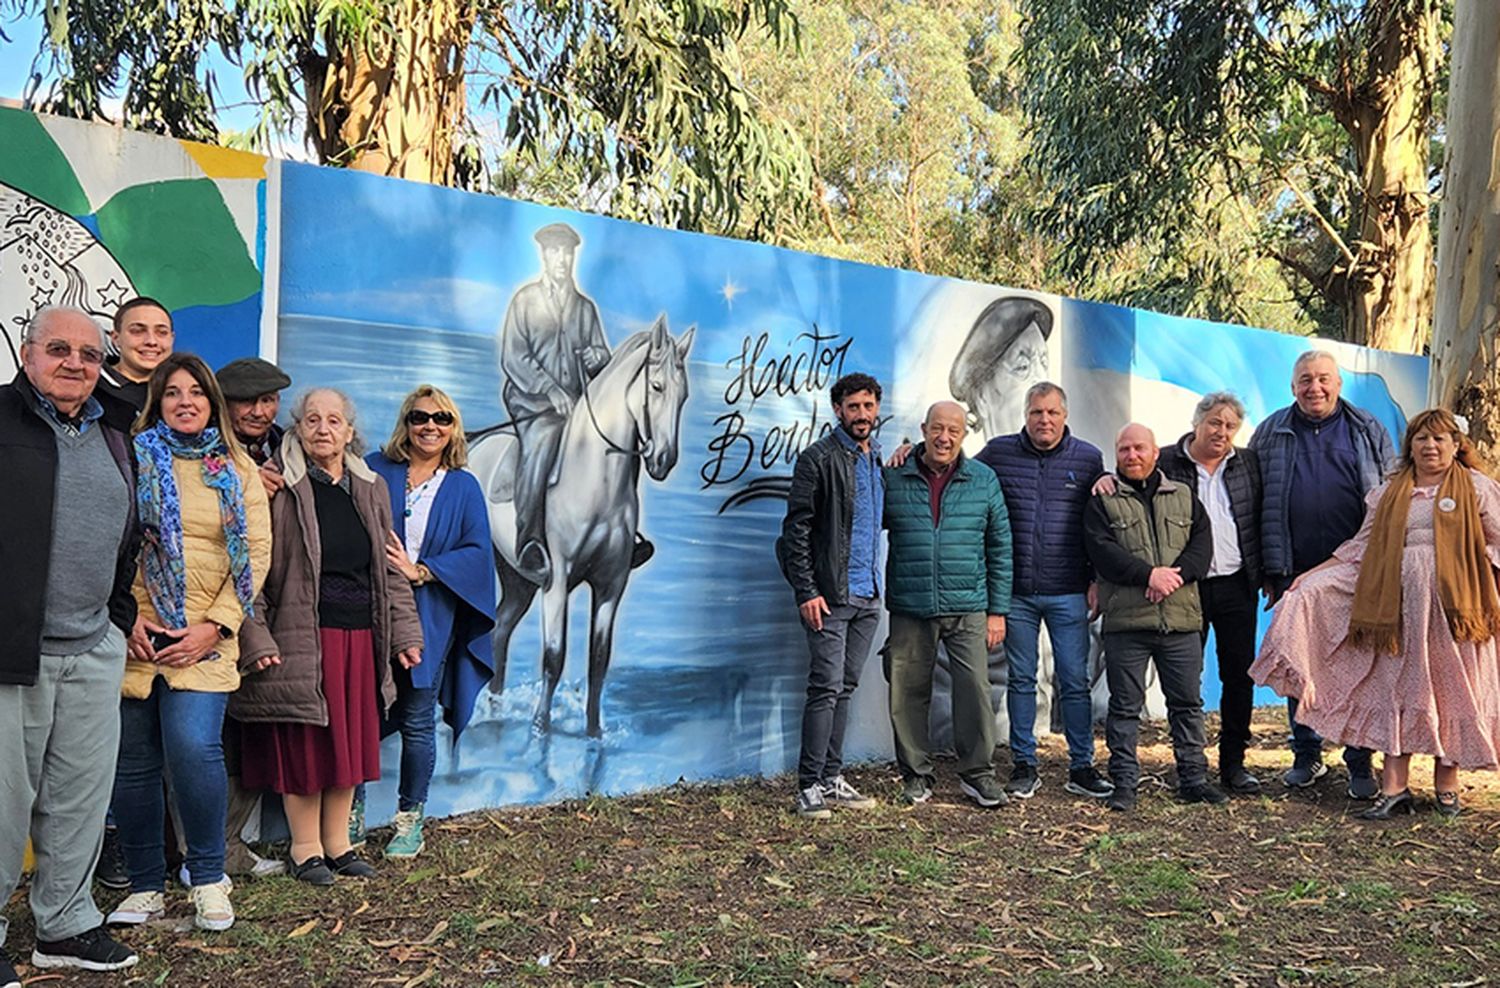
left=31, top=284, right=53, bottom=311
left=720, top=277, right=743, bottom=308
left=97, top=277, right=131, bottom=311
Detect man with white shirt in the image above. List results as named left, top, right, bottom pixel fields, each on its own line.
left=1157, top=392, right=1264, bottom=794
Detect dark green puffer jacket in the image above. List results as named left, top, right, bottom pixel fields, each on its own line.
left=884, top=450, right=1012, bottom=618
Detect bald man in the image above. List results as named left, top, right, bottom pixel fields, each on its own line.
left=882, top=401, right=1013, bottom=808
left=1083, top=423, right=1222, bottom=811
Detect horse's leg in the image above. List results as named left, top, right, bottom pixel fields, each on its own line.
left=489, top=551, right=537, bottom=694
left=585, top=575, right=628, bottom=739
left=533, top=571, right=570, bottom=736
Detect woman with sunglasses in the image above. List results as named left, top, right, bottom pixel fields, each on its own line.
left=357, top=385, right=495, bottom=860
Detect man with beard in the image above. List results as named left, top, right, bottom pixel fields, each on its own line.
left=777, top=373, right=885, bottom=818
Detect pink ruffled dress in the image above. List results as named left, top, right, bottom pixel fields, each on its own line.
left=1250, top=469, right=1500, bottom=768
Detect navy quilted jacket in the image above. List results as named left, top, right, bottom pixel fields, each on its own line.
left=974, top=428, right=1103, bottom=596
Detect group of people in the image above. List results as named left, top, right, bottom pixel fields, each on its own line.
left=0, top=300, right=497, bottom=980
left=779, top=355, right=1500, bottom=820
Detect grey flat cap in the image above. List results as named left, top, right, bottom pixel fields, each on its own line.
left=216, top=357, right=291, bottom=400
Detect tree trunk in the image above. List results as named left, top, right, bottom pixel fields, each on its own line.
left=1430, top=0, right=1500, bottom=456
left=309, top=0, right=473, bottom=185
left=1331, top=0, right=1439, bottom=353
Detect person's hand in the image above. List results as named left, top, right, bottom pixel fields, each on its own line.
left=1146, top=566, right=1183, bottom=603
left=153, top=622, right=221, bottom=668
left=128, top=616, right=160, bottom=663
left=1086, top=582, right=1100, bottom=619
left=885, top=441, right=913, bottom=468
left=386, top=531, right=422, bottom=582
left=1300, top=679, right=1317, bottom=709
left=250, top=654, right=282, bottom=673
left=799, top=596, right=831, bottom=632
left=547, top=388, right=571, bottom=416
left=986, top=615, right=1007, bottom=650
left=259, top=461, right=285, bottom=497
left=1091, top=474, right=1118, bottom=497
left=581, top=344, right=610, bottom=369
left=396, top=647, right=422, bottom=670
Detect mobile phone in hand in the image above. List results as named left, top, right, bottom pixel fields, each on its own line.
left=149, top=630, right=181, bottom=652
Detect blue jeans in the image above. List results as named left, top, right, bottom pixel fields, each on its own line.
left=358, top=668, right=438, bottom=812
left=1005, top=593, right=1095, bottom=770
left=114, top=678, right=228, bottom=890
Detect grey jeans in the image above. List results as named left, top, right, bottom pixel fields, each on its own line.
left=797, top=596, right=880, bottom=790
left=0, top=624, right=125, bottom=946
left=1102, top=629, right=1208, bottom=791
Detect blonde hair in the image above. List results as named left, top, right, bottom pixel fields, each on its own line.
left=383, top=384, right=467, bottom=469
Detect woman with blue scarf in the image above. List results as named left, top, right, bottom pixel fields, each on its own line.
left=358, top=385, right=495, bottom=860
left=106, top=353, right=271, bottom=934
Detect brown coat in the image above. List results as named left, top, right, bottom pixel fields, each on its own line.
left=231, top=436, right=423, bottom=727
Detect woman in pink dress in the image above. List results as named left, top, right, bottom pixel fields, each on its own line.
left=1251, top=408, right=1500, bottom=819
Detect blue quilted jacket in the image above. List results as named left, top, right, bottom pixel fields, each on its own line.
left=974, top=428, right=1103, bottom=596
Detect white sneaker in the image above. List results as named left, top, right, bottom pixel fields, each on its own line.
left=249, top=852, right=286, bottom=878
left=190, top=882, right=234, bottom=932
left=178, top=865, right=233, bottom=891
left=820, top=775, right=877, bottom=809
left=106, top=890, right=165, bottom=926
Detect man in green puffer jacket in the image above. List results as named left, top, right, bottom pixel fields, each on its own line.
left=1082, top=423, right=1224, bottom=813
left=884, top=401, right=1013, bottom=809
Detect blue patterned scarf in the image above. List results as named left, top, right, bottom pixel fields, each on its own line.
left=135, top=421, right=255, bottom=629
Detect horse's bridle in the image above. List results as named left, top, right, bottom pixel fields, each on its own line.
left=576, top=346, right=655, bottom=458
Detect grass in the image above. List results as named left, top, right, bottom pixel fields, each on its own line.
left=4, top=708, right=1498, bottom=986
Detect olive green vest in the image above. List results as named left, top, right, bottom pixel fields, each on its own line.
left=1096, top=475, right=1202, bottom=634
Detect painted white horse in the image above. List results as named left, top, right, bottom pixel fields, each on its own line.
left=468, top=314, right=695, bottom=738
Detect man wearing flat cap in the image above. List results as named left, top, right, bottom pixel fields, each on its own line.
left=499, top=221, right=614, bottom=587
left=216, top=357, right=292, bottom=493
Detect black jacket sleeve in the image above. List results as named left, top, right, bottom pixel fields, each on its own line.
left=1170, top=494, right=1214, bottom=583
left=776, top=449, right=822, bottom=604
left=1082, top=495, right=1154, bottom=587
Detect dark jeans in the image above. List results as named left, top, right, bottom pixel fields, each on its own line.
left=357, top=664, right=440, bottom=811
left=1103, top=629, right=1209, bottom=791
left=797, top=596, right=880, bottom=790
left=1199, top=571, right=1257, bottom=772
left=509, top=397, right=567, bottom=554
left=1268, top=574, right=1372, bottom=773
left=114, top=677, right=229, bottom=890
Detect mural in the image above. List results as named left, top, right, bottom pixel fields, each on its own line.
left=0, top=107, right=265, bottom=373
left=3, top=112, right=1432, bottom=823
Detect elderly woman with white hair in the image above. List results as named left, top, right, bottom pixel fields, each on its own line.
left=232, top=388, right=422, bottom=885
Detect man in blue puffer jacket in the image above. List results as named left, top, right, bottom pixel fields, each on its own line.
left=974, top=382, right=1112, bottom=801
left=1250, top=350, right=1394, bottom=798
left=884, top=401, right=1013, bottom=809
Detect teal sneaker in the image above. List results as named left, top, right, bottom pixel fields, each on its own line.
left=349, top=798, right=367, bottom=850
left=384, top=805, right=426, bottom=860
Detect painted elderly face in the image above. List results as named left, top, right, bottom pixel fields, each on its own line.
left=21, top=311, right=106, bottom=414
left=1116, top=427, right=1158, bottom=481
left=160, top=368, right=212, bottom=435
left=228, top=392, right=281, bottom=441
left=113, top=303, right=174, bottom=381
left=966, top=323, right=1048, bottom=436
left=1292, top=356, right=1342, bottom=420
left=297, top=390, right=354, bottom=463
left=542, top=244, right=575, bottom=282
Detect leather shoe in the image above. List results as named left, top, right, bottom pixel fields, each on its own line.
left=1221, top=766, right=1262, bottom=795
left=329, top=850, right=377, bottom=878
left=630, top=534, right=655, bottom=568
left=288, top=855, right=335, bottom=886
left=1435, top=790, right=1461, bottom=819
left=1357, top=789, right=1415, bottom=820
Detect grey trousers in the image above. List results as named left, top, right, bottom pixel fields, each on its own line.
left=1102, top=629, right=1209, bottom=791
left=0, top=625, right=125, bottom=946
left=886, top=612, right=996, bottom=784
left=797, top=596, right=881, bottom=790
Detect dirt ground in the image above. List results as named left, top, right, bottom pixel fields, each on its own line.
left=6, top=708, right=1499, bottom=987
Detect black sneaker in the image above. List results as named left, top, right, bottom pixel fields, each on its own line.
left=1, top=949, right=20, bottom=988
left=1283, top=755, right=1327, bottom=787
left=288, top=854, right=336, bottom=887
left=32, top=926, right=138, bottom=972
left=1346, top=770, right=1380, bottom=800
left=93, top=828, right=130, bottom=890
left=1221, top=766, right=1262, bottom=795
left=1180, top=781, right=1229, bottom=805
left=1065, top=765, right=1115, bottom=798
left=1005, top=763, right=1041, bottom=799
left=1106, top=787, right=1137, bottom=813
left=329, top=850, right=377, bottom=878
left=959, top=776, right=1009, bottom=809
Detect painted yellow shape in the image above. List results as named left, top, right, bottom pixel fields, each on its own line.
left=24, top=839, right=34, bottom=873
left=179, top=138, right=266, bottom=180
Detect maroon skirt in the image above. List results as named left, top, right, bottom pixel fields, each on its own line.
left=242, top=627, right=381, bottom=796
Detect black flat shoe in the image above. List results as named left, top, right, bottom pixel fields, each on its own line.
left=1357, top=789, right=1415, bottom=820
left=1435, top=790, right=1461, bottom=818
left=329, top=850, right=377, bottom=878
left=288, top=855, right=335, bottom=886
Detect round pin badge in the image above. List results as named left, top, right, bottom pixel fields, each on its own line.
left=1438, top=496, right=1457, bottom=512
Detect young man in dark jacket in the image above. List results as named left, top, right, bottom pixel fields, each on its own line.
left=1084, top=423, right=1225, bottom=812
left=0, top=307, right=142, bottom=979
left=777, top=373, right=886, bottom=818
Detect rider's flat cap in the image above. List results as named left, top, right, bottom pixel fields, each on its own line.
left=534, top=222, right=581, bottom=249
left=216, top=357, right=292, bottom=400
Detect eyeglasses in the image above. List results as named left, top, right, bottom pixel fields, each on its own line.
left=406, top=409, right=455, bottom=427
left=39, top=340, right=107, bottom=366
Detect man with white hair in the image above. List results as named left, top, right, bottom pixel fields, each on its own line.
left=0, top=307, right=142, bottom=978
left=1251, top=350, right=1393, bottom=797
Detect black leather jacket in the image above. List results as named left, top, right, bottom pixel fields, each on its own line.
left=775, top=432, right=870, bottom=606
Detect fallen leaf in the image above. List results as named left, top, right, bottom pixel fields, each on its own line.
left=288, top=919, right=318, bottom=939
left=402, top=966, right=437, bottom=988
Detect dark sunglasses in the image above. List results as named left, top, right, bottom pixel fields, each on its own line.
left=406, top=409, right=455, bottom=427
